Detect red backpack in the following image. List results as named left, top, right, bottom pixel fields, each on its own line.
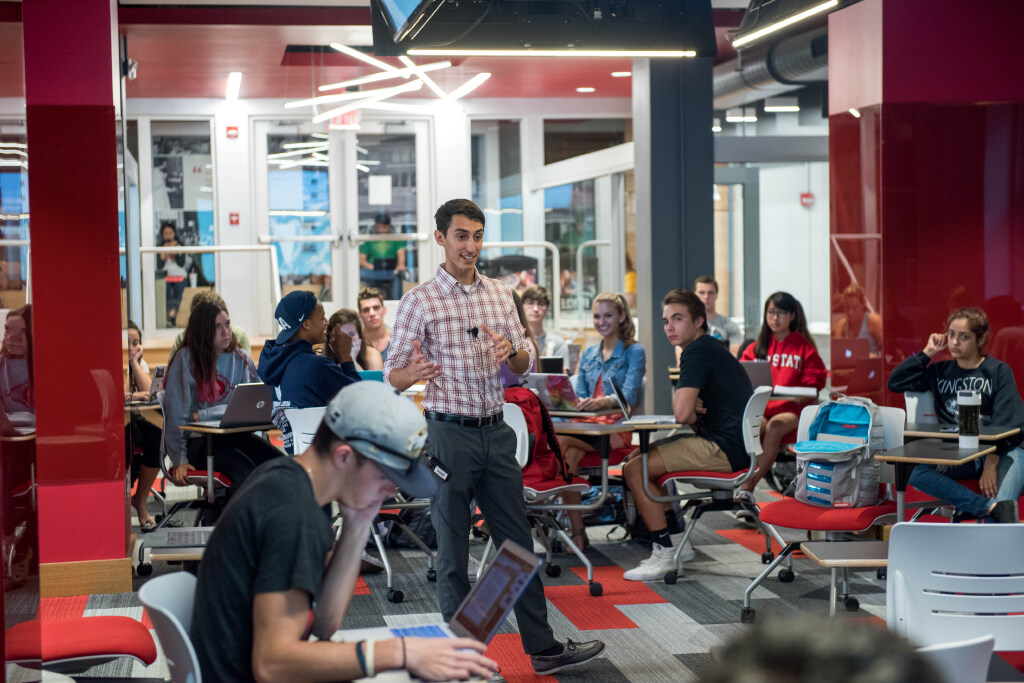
left=504, top=388, right=571, bottom=487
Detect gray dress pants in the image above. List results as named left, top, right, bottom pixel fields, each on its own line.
left=427, top=418, right=557, bottom=654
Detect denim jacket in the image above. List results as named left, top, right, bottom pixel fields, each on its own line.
left=574, top=340, right=646, bottom=409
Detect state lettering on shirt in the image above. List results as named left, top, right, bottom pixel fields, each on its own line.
left=771, top=353, right=803, bottom=370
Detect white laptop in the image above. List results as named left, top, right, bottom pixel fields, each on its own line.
left=610, top=378, right=677, bottom=426
left=522, top=373, right=582, bottom=411
left=188, top=383, right=273, bottom=428
left=334, top=540, right=541, bottom=647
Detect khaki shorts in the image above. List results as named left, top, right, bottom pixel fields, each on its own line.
left=653, top=434, right=732, bottom=473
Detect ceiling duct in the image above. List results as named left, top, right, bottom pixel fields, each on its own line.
left=713, top=26, right=826, bottom=110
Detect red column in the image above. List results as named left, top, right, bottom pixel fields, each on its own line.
left=23, top=0, right=129, bottom=594
left=829, top=0, right=1024, bottom=407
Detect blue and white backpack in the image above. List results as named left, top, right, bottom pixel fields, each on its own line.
left=791, top=396, right=885, bottom=508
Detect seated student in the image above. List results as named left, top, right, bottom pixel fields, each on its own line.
left=123, top=320, right=162, bottom=531
left=164, top=301, right=281, bottom=491
left=737, top=292, right=827, bottom=511
left=258, top=291, right=361, bottom=454
left=888, top=306, right=1024, bottom=522
left=832, top=282, right=883, bottom=356
left=326, top=308, right=383, bottom=372
left=694, top=275, right=743, bottom=352
left=358, top=286, right=392, bottom=363
left=557, top=292, right=646, bottom=550
left=191, top=382, right=498, bottom=682
left=522, top=285, right=570, bottom=367
left=622, top=290, right=753, bottom=580
left=502, top=291, right=539, bottom=389
left=168, top=289, right=251, bottom=360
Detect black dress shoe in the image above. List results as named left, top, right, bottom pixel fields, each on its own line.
left=530, top=639, right=605, bottom=675
left=990, top=500, right=1019, bottom=524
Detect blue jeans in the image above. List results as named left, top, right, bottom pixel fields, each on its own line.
left=908, top=447, right=1024, bottom=518
left=360, top=268, right=401, bottom=300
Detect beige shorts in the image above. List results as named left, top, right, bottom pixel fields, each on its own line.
left=653, top=434, right=732, bottom=473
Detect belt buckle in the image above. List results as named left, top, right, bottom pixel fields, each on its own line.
left=476, top=416, right=485, bottom=427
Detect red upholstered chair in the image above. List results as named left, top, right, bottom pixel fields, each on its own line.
left=635, top=386, right=775, bottom=584
left=740, top=405, right=906, bottom=623
left=6, top=616, right=156, bottom=675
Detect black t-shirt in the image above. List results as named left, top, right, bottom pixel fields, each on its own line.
left=192, top=458, right=334, bottom=682
left=677, top=334, right=754, bottom=470
left=888, top=351, right=1024, bottom=453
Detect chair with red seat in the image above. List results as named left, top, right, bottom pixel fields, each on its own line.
left=739, top=404, right=906, bottom=622
left=634, top=386, right=775, bottom=584
left=6, top=615, right=156, bottom=675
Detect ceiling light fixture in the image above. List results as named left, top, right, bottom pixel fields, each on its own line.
left=356, top=164, right=371, bottom=172
left=226, top=72, right=242, bottom=100
left=330, top=43, right=402, bottom=73
left=611, top=71, right=632, bottom=78
left=0, top=142, right=27, bottom=148
left=285, top=81, right=426, bottom=110
left=318, top=60, right=451, bottom=92
left=312, top=80, right=424, bottom=123
left=712, top=117, right=722, bottom=133
left=732, top=0, right=839, bottom=48
left=725, top=107, right=758, bottom=123
left=447, top=73, right=491, bottom=101
left=849, top=108, right=861, bottom=118
left=359, top=102, right=436, bottom=114
left=764, top=97, right=800, bottom=113
left=408, top=49, right=696, bottom=58
left=282, top=141, right=332, bottom=149
left=268, top=146, right=329, bottom=160
left=576, top=87, right=596, bottom=93
left=398, top=56, right=448, bottom=98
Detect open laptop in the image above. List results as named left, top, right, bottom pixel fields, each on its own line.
left=611, top=377, right=677, bottom=426
left=125, top=365, right=167, bottom=406
left=335, top=540, right=541, bottom=647
left=143, top=526, right=215, bottom=550
left=522, top=373, right=581, bottom=411
left=832, top=337, right=870, bottom=370
left=740, top=360, right=773, bottom=388
left=188, top=383, right=273, bottom=428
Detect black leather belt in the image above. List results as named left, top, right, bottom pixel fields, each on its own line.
left=424, top=410, right=503, bottom=428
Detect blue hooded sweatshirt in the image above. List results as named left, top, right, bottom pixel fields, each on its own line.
left=257, top=339, right=360, bottom=452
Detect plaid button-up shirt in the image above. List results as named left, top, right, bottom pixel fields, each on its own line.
left=384, top=265, right=533, bottom=416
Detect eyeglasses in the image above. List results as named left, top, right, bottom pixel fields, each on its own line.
left=765, top=308, right=792, bottom=319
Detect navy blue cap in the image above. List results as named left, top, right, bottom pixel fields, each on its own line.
left=274, top=291, right=318, bottom=344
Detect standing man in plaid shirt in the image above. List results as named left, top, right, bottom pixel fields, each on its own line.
left=385, top=199, right=605, bottom=675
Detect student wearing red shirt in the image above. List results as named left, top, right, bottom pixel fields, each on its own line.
left=738, top=292, right=827, bottom=507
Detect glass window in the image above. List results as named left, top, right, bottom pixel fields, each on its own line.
left=543, top=118, right=629, bottom=165
left=0, top=120, right=29, bottom=310
left=713, top=183, right=744, bottom=321
left=545, top=179, right=596, bottom=328
left=267, top=129, right=332, bottom=301
left=356, top=133, right=418, bottom=301
left=151, top=120, right=215, bottom=328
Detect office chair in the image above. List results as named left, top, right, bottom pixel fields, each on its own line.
left=139, top=571, right=202, bottom=683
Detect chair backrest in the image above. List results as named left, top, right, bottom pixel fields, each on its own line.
left=917, top=635, right=994, bottom=683
left=876, top=406, right=905, bottom=486
left=138, top=571, right=201, bottom=683
left=796, top=402, right=818, bottom=441
left=742, top=386, right=773, bottom=460
left=284, top=406, right=327, bottom=454
left=904, top=391, right=937, bottom=423
left=502, top=402, right=530, bottom=469
left=887, top=522, right=1024, bottom=650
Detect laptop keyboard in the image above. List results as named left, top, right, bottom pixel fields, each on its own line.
left=164, top=529, right=212, bottom=547
left=390, top=625, right=449, bottom=639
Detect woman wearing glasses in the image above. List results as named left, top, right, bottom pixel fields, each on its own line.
left=737, top=292, right=827, bottom=507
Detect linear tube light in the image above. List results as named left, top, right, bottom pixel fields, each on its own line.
left=312, top=80, right=424, bottom=123
left=287, top=80, right=425, bottom=110
left=226, top=72, right=242, bottom=100
left=732, top=0, right=839, bottom=49
left=408, top=49, right=696, bottom=58
left=764, top=97, right=800, bottom=113
left=725, top=108, right=758, bottom=123
left=330, top=43, right=402, bottom=73
left=446, top=73, right=491, bottom=101
left=398, top=56, right=448, bottom=99
left=318, top=60, right=451, bottom=92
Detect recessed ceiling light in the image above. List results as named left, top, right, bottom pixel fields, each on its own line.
left=764, top=97, right=800, bottom=113
left=849, top=108, right=861, bottom=118
left=611, top=71, right=632, bottom=78
left=576, top=87, right=596, bottom=93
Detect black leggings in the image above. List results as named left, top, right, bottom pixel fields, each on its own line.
left=125, top=415, right=162, bottom=482
left=186, top=432, right=282, bottom=491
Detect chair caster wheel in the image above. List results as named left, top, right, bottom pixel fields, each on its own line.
left=545, top=564, right=561, bottom=578
left=740, top=607, right=756, bottom=624
left=589, top=582, right=603, bottom=597
left=876, top=568, right=887, bottom=580
left=664, top=571, right=678, bottom=585
left=761, top=551, right=774, bottom=564
left=844, top=596, right=860, bottom=611
left=387, top=588, right=404, bottom=604
left=136, top=563, right=153, bottom=577
left=426, top=569, right=436, bottom=582
left=778, top=568, right=795, bottom=583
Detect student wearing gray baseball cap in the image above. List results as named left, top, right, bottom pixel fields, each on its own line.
left=192, top=383, right=496, bottom=682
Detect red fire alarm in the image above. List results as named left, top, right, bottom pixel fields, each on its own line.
left=226, top=126, right=239, bottom=139
left=229, top=212, right=240, bottom=226
left=800, top=192, right=815, bottom=208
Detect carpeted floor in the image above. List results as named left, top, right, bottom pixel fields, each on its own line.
left=5, top=486, right=891, bottom=682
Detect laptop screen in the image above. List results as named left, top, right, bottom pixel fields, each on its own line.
left=608, top=377, right=632, bottom=419
left=449, top=541, right=541, bottom=643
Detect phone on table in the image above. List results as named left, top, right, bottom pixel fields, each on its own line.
left=939, top=425, right=958, bottom=433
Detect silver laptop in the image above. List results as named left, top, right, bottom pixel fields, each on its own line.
left=611, top=378, right=676, bottom=425
left=740, top=360, right=773, bottom=388
left=144, top=526, right=215, bottom=549
left=188, top=383, right=273, bottom=428
left=337, top=540, right=541, bottom=646
left=522, top=373, right=582, bottom=411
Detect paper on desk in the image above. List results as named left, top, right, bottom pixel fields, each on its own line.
left=773, top=386, right=818, bottom=398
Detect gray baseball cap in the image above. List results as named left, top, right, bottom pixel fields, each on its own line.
left=324, top=382, right=437, bottom=499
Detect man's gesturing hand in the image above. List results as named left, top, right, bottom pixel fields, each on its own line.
left=479, top=323, right=514, bottom=364
left=409, top=341, right=442, bottom=382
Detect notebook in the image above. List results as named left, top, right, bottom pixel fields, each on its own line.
left=522, top=373, right=581, bottom=411
left=188, top=383, right=273, bottom=429
left=335, top=540, right=542, bottom=646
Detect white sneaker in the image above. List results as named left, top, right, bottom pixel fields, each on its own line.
left=734, top=489, right=755, bottom=522
left=623, top=543, right=678, bottom=581
left=670, top=535, right=696, bottom=563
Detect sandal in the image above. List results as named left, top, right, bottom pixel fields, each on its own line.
left=566, top=528, right=591, bottom=553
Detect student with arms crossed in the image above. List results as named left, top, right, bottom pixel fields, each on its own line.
left=887, top=306, right=1024, bottom=522
left=737, top=292, right=827, bottom=512
left=190, top=382, right=498, bottom=682
left=694, top=275, right=743, bottom=352
left=622, top=289, right=753, bottom=580
left=385, top=199, right=604, bottom=676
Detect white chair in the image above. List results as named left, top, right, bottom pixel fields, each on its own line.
left=502, top=402, right=531, bottom=468
left=904, top=391, right=937, bottom=423
left=917, top=635, right=994, bottom=683
left=888, top=522, right=1024, bottom=651
left=138, top=571, right=201, bottom=683
left=284, top=406, right=327, bottom=454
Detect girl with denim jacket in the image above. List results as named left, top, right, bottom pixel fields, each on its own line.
left=558, top=293, right=646, bottom=550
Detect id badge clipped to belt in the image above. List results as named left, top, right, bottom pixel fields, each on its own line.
left=426, top=455, right=451, bottom=483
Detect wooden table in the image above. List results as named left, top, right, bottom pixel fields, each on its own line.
left=548, top=408, right=621, bottom=419
left=180, top=422, right=276, bottom=503
left=876, top=439, right=997, bottom=521
left=904, top=422, right=1020, bottom=441
left=802, top=540, right=888, bottom=616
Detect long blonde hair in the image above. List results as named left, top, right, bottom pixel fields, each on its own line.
left=593, top=292, right=636, bottom=347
